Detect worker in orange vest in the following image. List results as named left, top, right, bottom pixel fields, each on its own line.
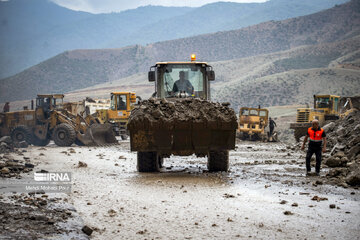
left=301, top=119, right=327, bottom=176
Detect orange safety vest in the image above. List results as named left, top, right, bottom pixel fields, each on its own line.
left=308, top=127, right=324, bottom=142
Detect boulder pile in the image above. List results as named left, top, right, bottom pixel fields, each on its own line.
left=0, top=136, right=32, bottom=178
left=322, top=109, right=360, bottom=186
left=0, top=136, right=28, bottom=154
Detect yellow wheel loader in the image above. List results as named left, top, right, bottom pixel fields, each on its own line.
left=237, top=107, right=268, bottom=141
left=290, top=95, right=340, bottom=141
left=0, top=94, right=117, bottom=146
left=96, top=92, right=139, bottom=140
left=127, top=55, right=238, bottom=172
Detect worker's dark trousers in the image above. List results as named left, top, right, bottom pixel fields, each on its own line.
left=269, top=126, right=274, bottom=135
left=306, top=147, right=322, bottom=173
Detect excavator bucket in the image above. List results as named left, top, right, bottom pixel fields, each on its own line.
left=78, top=123, right=117, bottom=146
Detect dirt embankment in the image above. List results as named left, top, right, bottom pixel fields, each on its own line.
left=323, top=109, right=360, bottom=186
left=128, top=98, right=238, bottom=130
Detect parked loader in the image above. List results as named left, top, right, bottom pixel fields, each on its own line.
left=96, top=92, right=139, bottom=140
left=290, top=94, right=343, bottom=141
left=237, top=107, right=278, bottom=142
left=0, top=94, right=117, bottom=146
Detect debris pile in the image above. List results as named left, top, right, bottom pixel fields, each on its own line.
left=128, top=98, right=238, bottom=130
left=323, top=109, right=360, bottom=186
left=0, top=194, right=82, bottom=239
left=0, top=156, right=34, bottom=178
left=0, top=136, right=28, bottom=154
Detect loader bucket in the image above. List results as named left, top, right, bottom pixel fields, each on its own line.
left=78, top=123, right=117, bottom=146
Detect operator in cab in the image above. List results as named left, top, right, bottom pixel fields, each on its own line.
left=172, top=71, right=194, bottom=95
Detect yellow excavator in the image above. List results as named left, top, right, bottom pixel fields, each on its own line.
left=96, top=92, right=139, bottom=140
left=0, top=94, right=117, bottom=146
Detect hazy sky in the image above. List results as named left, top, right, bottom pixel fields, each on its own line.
left=51, top=0, right=268, bottom=13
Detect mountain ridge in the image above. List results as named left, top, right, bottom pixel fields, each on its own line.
left=0, top=0, right=348, bottom=78
left=0, top=0, right=359, bottom=103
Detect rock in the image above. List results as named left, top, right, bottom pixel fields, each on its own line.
left=326, top=168, right=346, bottom=177
left=334, top=151, right=345, bottom=158
left=336, top=127, right=346, bottom=137
left=354, top=124, right=360, bottom=132
left=323, top=122, right=336, bottom=132
left=346, top=143, right=360, bottom=160
left=291, top=203, right=298, bottom=207
left=311, top=196, right=328, bottom=202
left=283, top=211, right=293, bottom=215
left=82, top=225, right=93, bottom=236
left=18, top=141, right=28, bottom=148
left=0, top=136, right=12, bottom=144
left=78, top=161, right=87, bottom=168
left=279, top=200, right=287, bottom=204
left=25, top=163, right=35, bottom=168
left=325, top=156, right=347, bottom=168
left=1, top=167, right=10, bottom=174
left=345, top=166, right=360, bottom=186
left=329, top=204, right=336, bottom=209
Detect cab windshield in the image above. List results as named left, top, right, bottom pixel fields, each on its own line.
left=158, top=64, right=206, bottom=99
left=316, top=97, right=330, bottom=108
left=111, top=94, right=127, bottom=110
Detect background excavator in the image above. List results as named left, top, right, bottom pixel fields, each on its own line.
left=0, top=94, right=116, bottom=146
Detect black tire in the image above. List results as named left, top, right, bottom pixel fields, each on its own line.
left=32, top=135, right=50, bottom=146
left=74, top=138, right=85, bottom=146
left=52, top=123, right=76, bottom=146
left=137, top=151, right=160, bottom=172
left=120, top=135, right=128, bottom=140
left=294, top=128, right=306, bottom=142
left=11, top=125, right=33, bottom=144
left=208, top=150, right=229, bottom=172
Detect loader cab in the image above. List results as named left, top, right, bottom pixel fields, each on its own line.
left=36, top=94, right=64, bottom=111
left=109, top=92, right=136, bottom=120
left=314, top=95, right=340, bottom=115
left=35, top=94, right=64, bottom=119
left=149, top=59, right=215, bottom=100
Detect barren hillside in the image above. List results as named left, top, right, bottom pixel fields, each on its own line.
left=1, top=0, right=359, bottom=103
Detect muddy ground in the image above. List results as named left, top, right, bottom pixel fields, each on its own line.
left=0, top=139, right=359, bottom=239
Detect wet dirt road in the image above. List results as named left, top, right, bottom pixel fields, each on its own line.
left=3, top=140, right=360, bottom=239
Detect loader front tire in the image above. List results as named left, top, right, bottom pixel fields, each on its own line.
left=32, top=135, right=50, bottom=146
left=137, top=151, right=160, bottom=172
left=52, top=123, right=76, bottom=146
left=208, top=150, right=229, bottom=172
left=11, top=126, right=32, bottom=144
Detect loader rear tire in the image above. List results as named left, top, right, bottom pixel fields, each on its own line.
left=32, top=135, right=50, bottom=146
left=52, top=123, right=76, bottom=146
left=137, top=151, right=160, bottom=172
left=208, top=150, right=229, bottom=172
left=11, top=126, right=32, bottom=144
